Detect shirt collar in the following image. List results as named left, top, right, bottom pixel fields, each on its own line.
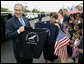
left=18, top=17, right=23, bottom=21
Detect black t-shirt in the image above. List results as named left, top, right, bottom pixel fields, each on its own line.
left=20, top=27, right=49, bottom=59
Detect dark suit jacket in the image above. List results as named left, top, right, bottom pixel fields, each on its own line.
left=5, top=15, right=31, bottom=61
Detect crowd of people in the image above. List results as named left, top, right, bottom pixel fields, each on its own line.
left=36, top=7, right=83, bottom=63
left=53, top=6, right=83, bottom=63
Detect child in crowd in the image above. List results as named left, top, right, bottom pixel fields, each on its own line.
left=74, top=26, right=80, bottom=33
left=69, top=14, right=76, bottom=24
left=72, top=31, right=82, bottom=63
left=78, top=13, right=83, bottom=29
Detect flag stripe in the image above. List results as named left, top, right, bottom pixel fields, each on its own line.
left=57, top=37, right=69, bottom=48
left=55, top=46, right=68, bottom=60
left=61, top=48, right=63, bottom=57
left=63, top=47, right=65, bottom=59
left=54, top=37, right=69, bottom=52
left=56, top=39, right=70, bottom=49
left=62, top=48, right=64, bottom=59
left=55, top=41, right=58, bottom=47
left=54, top=38, right=70, bottom=52
left=54, top=39, right=70, bottom=55
left=58, top=37, right=67, bottom=44
left=58, top=37, right=67, bottom=43
left=54, top=40, right=69, bottom=55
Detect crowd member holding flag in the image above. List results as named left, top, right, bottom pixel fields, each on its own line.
left=54, top=22, right=70, bottom=63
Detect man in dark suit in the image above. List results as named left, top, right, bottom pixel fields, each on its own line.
left=5, top=3, right=33, bottom=63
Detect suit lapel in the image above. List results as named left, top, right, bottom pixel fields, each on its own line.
left=22, top=16, right=28, bottom=26
left=14, top=15, right=22, bottom=27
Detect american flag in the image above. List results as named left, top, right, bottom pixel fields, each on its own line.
left=54, top=29, right=70, bottom=59
left=67, top=9, right=83, bottom=16
left=62, top=23, right=71, bottom=38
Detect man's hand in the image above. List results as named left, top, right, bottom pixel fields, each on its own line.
left=18, top=26, right=25, bottom=33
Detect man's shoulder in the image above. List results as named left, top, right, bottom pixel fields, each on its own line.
left=22, top=16, right=29, bottom=20
left=7, top=15, right=17, bottom=23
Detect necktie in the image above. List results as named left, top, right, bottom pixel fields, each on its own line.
left=20, top=18, right=25, bottom=26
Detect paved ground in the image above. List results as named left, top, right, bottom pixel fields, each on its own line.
left=1, top=16, right=74, bottom=63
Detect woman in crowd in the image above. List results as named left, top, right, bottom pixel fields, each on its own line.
left=42, top=12, right=59, bottom=63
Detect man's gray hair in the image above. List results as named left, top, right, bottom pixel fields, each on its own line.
left=14, top=3, right=24, bottom=11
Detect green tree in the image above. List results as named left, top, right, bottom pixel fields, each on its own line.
left=24, top=8, right=31, bottom=13
left=40, top=11, right=45, bottom=14
left=24, top=5, right=31, bottom=13
left=1, top=7, right=10, bottom=12
left=32, top=9, right=40, bottom=13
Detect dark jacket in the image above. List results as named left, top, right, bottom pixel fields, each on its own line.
left=5, top=15, right=31, bottom=61
left=35, top=21, right=59, bottom=60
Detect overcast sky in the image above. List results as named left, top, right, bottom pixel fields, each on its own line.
left=1, top=1, right=83, bottom=12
